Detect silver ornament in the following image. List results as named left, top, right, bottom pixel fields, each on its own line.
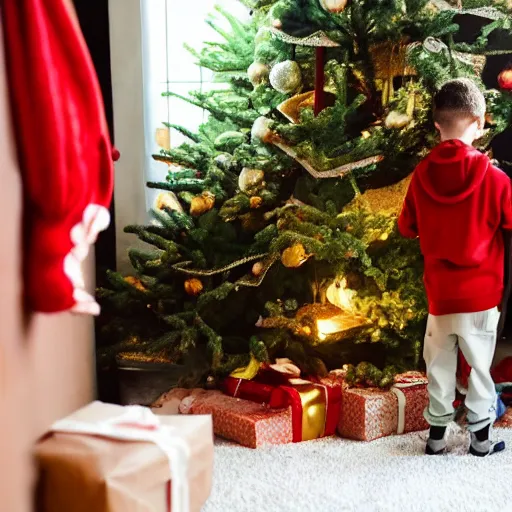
left=269, top=60, right=302, bottom=94
left=251, top=116, right=273, bottom=143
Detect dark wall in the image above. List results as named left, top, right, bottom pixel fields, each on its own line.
left=73, top=0, right=117, bottom=278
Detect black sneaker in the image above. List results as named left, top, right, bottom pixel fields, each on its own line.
left=469, top=433, right=506, bottom=457
left=425, top=437, right=446, bottom=455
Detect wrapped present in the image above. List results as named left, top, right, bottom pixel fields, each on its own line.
left=496, top=407, right=512, bottom=428
left=338, top=372, right=429, bottom=442
left=184, top=392, right=293, bottom=448
left=35, top=401, right=213, bottom=512
left=222, top=359, right=342, bottom=442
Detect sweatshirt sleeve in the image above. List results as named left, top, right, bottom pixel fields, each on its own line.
left=3, top=0, right=114, bottom=314
left=398, top=179, right=418, bottom=239
left=501, top=178, right=512, bottom=231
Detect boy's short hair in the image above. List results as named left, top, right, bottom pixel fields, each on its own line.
left=433, top=78, right=486, bottom=127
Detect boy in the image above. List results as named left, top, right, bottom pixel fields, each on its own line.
left=398, top=78, right=512, bottom=456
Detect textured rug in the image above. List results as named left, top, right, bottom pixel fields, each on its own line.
left=203, top=424, right=512, bottom=512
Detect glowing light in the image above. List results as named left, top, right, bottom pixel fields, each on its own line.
left=317, top=316, right=352, bottom=340
left=326, top=277, right=356, bottom=312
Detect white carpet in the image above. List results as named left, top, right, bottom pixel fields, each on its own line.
left=203, top=425, right=512, bottom=512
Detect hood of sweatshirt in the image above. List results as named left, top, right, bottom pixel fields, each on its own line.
left=416, top=139, right=490, bottom=205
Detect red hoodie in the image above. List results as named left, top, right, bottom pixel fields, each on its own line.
left=398, top=140, right=512, bottom=316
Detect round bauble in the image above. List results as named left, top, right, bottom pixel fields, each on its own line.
left=319, top=0, right=348, bottom=13
left=184, top=278, right=203, bottom=296
left=155, top=127, right=171, bottom=150
left=281, top=243, right=311, bottom=268
left=239, top=168, right=265, bottom=194
left=190, top=191, right=215, bottom=217
left=252, top=261, right=264, bottom=276
left=247, top=62, right=270, bottom=87
left=385, top=111, right=411, bottom=129
left=269, top=60, right=302, bottom=94
left=498, top=68, right=512, bottom=90
left=154, top=191, right=184, bottom=214
left=124, top=276, right=146, bottom=292
left=251, top=116, right=274, bottom=143
left=250, top=196, right=263, bottom=209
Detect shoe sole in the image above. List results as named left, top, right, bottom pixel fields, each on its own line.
left=425, top=445, right=446, bottom=455
left=469, top=441, right=506, bottom=457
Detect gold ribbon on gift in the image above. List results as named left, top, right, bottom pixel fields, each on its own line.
left=287, top=378, right=327, bottom=441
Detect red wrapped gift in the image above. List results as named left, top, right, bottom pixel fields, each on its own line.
left=183, top=392, right=293, bottom=449
left=496, top=407, right=512, bottom=428
left=338, top=372, right=429, bottom=442
left=223, top=370, right=342, bottom=442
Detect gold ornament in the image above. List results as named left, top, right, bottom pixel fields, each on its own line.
left=155, top=127, right=171, bottom=150
left=252, top=261, right=264, bottom=276
left=190, top=191, right=215, bottom=217
left=385, top=111, right=411, bottom=129
left=319, top=0, right=348, bottom=13
left=272, top=18, right=283, bottom=29
left=247, top=62, right=270, bottom=87
left=154, top=191, right=184, bottom=213
left=281, top=243, right=311, bottom=268
left=250, top=196, right=263, bottom=209
left=269, top=60, right=302, bottom=94
left=277, top=91, right=315, bottom=124
left=184, top=278, right=203, bottom=296
left=230, top=354, right=261, bottom=380
left=239, top=168, right=265, bottom=194
left=124, top=276, right=146, bottom=292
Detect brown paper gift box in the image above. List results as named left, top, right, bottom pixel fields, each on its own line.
left=34, top=401, right=213, bottom=512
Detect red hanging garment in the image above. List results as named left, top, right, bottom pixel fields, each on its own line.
left=2, top=0, right=115, bottom=314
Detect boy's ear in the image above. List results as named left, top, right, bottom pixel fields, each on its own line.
left=434, top=121, right=441, bottom=132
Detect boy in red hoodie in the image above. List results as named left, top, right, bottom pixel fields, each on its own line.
left=398, top=78, right=512, bottom=456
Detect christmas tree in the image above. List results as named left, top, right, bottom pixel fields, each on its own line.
left=98, top=0, right=512, bottom=387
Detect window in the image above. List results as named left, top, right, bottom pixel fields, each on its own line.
left=109, top=0, right=249, bottom=269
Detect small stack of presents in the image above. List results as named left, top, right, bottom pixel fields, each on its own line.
left=151, top=358, right=432, bottom=448
left=31, top=357, right=512, bottom=511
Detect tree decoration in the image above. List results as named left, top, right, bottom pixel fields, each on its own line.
left=124, top=276, right=146, bottom=292
left=269, top=60, right=303, bottom=94
left=154, top=191, right=184, bottom=213
left=155, top=127, right=171, bottom=150
left=252, top=261, right=265, bottom=276
left=190, top=191, right=215, bottom=216
left=319, top=0, right=348, bottom=13
left=250, top=196, right=263, bottom=209
left=277, top=91, right=315, bottom=123
left=385, top=111, right=411, bottom=129
left=247, top=61, right=270, bottom=87
left=251, top=116, right=274, bottom=143
left=281, top=243, right=311, bottom=268
left=184, top=278, right=203, bottom=296
left=498, top=68, right=512, bottom=91
left=239, top=168, right=265, bottom=194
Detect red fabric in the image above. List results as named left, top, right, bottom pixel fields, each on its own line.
left=2, top=0, right=114, bottom=313
left=492, top=356, right=512, bottom=383
left=398, top=140, right=512, bottom=315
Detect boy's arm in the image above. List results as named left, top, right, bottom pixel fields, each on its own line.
left=398, top=182, right=418, bottom=239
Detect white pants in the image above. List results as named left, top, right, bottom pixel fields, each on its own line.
left=423, top=307, right=500, bottom=432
